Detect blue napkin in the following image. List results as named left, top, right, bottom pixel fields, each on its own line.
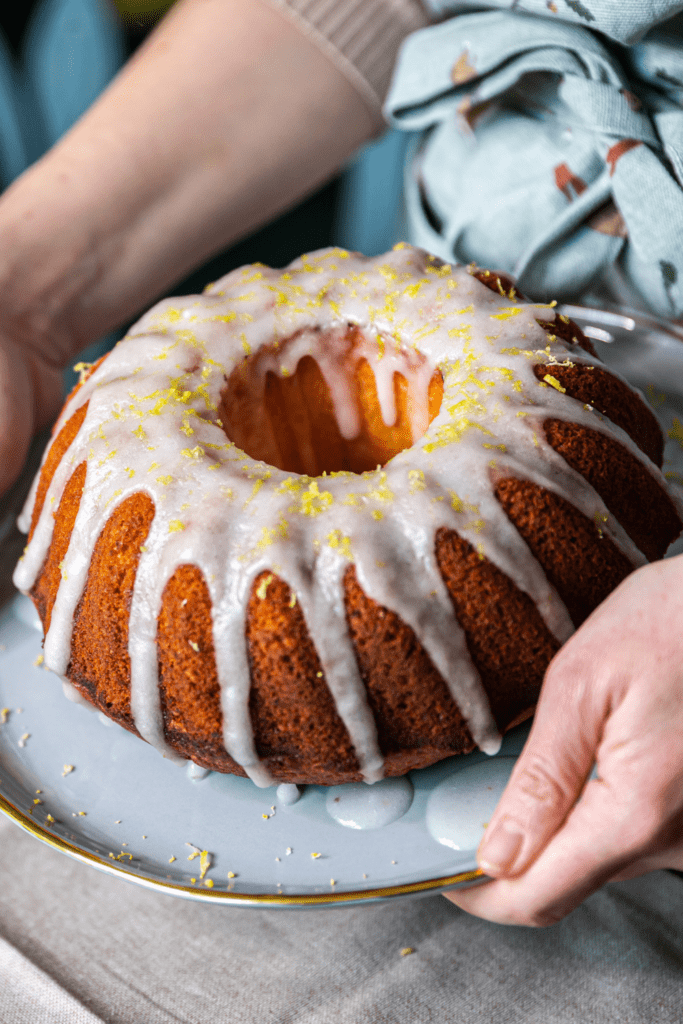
left=422, top=1, right=683, bottom=46
left=385, top=5, right=683, bottom=316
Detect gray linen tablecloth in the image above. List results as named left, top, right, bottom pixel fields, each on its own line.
left=2, top=810, right=683, bottom=1023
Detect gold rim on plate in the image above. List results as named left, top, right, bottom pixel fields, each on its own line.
left=0, top=790, right=485, bottom=906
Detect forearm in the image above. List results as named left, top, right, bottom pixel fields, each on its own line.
left=0, top=0, right=376, bottom=367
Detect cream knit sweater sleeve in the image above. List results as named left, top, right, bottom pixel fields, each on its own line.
left=265, top=0, right=430, bottom=128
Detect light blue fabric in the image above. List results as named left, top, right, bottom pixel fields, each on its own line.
left=422, top=0, right=683, bottom=46
left=385, top=6, right=683, bottom=316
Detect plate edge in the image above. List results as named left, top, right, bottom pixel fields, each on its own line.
left=0, top=791, right=485, bottom=907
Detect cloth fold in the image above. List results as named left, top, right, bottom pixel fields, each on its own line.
left=422, top=0, right=683, bottom=46
left=386, top=8, right=683, bottom=316
left=0, top=935, right=104, bottom=1024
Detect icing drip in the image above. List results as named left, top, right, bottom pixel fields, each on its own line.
left=62, top=679, right=94, bottom=707
left=277, top=783, right=302, bottom=805
left=426, top=757, right=517, bottom=852
left=326, top=776, right=414, bottom=829
left=13, top=246, right=678, bottom=786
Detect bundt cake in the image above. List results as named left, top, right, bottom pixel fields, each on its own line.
left=13, top=245, right=682, bottom=786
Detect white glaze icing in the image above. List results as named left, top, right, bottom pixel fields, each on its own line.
left=13, top=246, right=678, bottom=787
left=326, top=776, right=414, bottom=830
left=62, top=679, right=96, bottom=709
left=276, top=783, right=303, bottom=805
left=425, top=757, right=517, bottom=852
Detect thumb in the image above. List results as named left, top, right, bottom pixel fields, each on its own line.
left=0, top=340, right=63, bottom=497
left=477, top=650, right=605, bottom=878
left=0, top=342, right=34, bottom=496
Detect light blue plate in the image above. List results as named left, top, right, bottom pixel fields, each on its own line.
left=1, top=307, right=682, bottom=908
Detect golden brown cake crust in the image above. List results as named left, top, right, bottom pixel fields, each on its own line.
left=541, top=419, right=680, bottom=564
left=494, top=477, right=634, bottom=627
left=23, top=259, right=682, bottom=785
left=69, top=492, right=155, bottom=733
left=533, top=363, right=664, bottom=467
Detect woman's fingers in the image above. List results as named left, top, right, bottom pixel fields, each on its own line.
left=0, top=340, right=34, bottom=496
left=475, top=646, right=607, bottom=879
left=447, top=772, right=627, bottom=926
left=447, top=768, right=683, bottom=926
left=0, top=338, right=63, bottom=497
left=445, top=558, right=683, bottom=926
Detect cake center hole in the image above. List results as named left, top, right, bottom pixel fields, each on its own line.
left=220, top=324, right=443, bottom=476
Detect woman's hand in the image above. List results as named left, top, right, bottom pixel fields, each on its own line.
left=0, top=335, right=63, bottom=496
left=446, top=553, right=683, bottom=926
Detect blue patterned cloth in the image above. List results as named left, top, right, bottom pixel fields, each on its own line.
left=385, top=4, right=683, bottom=316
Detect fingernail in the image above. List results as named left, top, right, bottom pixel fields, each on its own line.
left=478, top=819, right=524, bottom=874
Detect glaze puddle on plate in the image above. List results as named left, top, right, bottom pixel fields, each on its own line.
left=325, top=777, right=414, bottom=830
left=426, top=758, right=516, bottom=852
left=276, top=783, right=303, bottom=806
